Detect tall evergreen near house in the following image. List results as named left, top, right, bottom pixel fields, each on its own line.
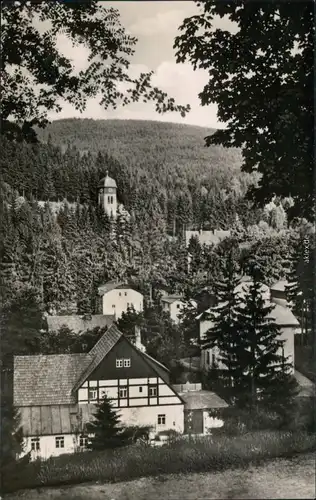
left=0, top=398, right=24, bottom=467
left=236, top=265, right=299, bottom=416
left=86, top=395, right=124, bottom=450
left=202, top=249, right=243, bottom=404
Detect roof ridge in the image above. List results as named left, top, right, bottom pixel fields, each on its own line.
left=88, top=323, right=121, bottom=355
left=72, top=324, right=123, bottom=392
left=142, top=351, right=170, bottom=373
left=14, top=352, right=89, bottom=360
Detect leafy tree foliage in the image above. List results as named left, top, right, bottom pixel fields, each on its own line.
left=175, top=1, right=314, bottom=220
left=1, top=1, right=189, bottom=142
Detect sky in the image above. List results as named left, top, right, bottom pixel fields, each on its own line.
left=48, top=1, right=231, bottom=129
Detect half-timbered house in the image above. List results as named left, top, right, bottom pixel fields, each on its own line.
left=14, top=324, right=184, bottom=460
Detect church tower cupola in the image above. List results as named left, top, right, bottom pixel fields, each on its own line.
left=98, top=171, right=117, bottom=218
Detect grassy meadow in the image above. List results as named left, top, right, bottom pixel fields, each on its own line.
left=2, top=430, right=315, bottom=495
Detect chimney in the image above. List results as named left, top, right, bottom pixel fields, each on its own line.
left=134, top=325, right=145, bottom=352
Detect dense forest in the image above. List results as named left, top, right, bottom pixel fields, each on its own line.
left=0, top=119, right=314, bottom=373
left=0, top=120, right=264, bottom=235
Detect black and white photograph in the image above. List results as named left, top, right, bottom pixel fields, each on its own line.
left=0, top=0, right=315, bottom=498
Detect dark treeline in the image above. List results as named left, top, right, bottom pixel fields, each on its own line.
left=0, top=126, right=262, bottom=235
left=0, top=127, right=314, bottom=379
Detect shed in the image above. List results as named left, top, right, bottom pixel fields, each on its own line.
left=173, top=383, right=228, bottom=435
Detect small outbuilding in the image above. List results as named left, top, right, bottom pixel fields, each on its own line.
left=173, top=382, right=228, bottom=435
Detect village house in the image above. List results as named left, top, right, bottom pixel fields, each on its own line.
left=185, top=229, right=231, bottom=248
left=97, top=281, right=144, bottom=320
left=161, top=295, right=197, bottom=324
left=45, top=314, right=115, bottom=333
left=198, top=278, right=299, bottom=373
left=13, top=324, right=185, bottom=460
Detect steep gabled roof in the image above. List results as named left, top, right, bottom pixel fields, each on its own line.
left=14, top=323, right=178, bottom=410
left=270, top=280, right=289, bottom=292
left=141, top=351, right=170, bottom=380
left=98, top=280, right=125, bottom=295
left=161, top=295, right=184, bottom=304
left=73, top=323, right=123, bottom=391
left=197, top=300, right=299, bottom=330
left=14, top=354, right=91, bottom=406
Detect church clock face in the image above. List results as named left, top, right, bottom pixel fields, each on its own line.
left=108, top=188, right=115, bottom=193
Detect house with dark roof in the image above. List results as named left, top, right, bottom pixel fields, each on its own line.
left=46, top=314, right=115, bottom=333
left=14, top=324, right=184, bottom=460
left=197, top=279, right=299, bottom=373
left=97, top=280, right=144, bottom=320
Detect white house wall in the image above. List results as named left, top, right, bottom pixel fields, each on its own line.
left=164, top=300, right=185, bottom=324
left=203, top=412, right=224, bottom=434
left=78, top=377, right=182, bottom=408
left=21, top=434, right=79, bottom=461
left=119, top=404, right=184, bottom=436
left=102, top=289, right=143, bottom=318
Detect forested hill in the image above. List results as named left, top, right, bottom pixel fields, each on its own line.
left=37, top=118, right=243, bottom=187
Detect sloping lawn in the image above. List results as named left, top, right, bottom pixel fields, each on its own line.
left=2, top=431, right=316, bottom=496
left=4, top=452, right=315, bottom=500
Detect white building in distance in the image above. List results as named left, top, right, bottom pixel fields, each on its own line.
left=97, top=281, right=144, bottom=320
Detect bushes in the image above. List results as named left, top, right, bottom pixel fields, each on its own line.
left=212, top=400, right=316, bottom=437
left=2, top=430, right=316, bottom=494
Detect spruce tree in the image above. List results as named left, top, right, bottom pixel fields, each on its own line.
left=236, top=265, right=299, bottom=417
left=0, top=398, right=24, bottom=467
left=202, top=249, right=244, bottom=404
left=86, top=395, right=124, bottom=450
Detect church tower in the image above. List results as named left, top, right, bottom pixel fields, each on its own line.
left=98, top=171, right=117, bottom=218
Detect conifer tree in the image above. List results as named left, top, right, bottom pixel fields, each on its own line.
left=202, top=249, right=244, bottom=403
left=236, top=265, right=299, bottom=415
left=177, top=297, right=199, bottom=348
left=86, top=395, right=124, bottom=450
left=0, top=398, right=24, bottom=467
